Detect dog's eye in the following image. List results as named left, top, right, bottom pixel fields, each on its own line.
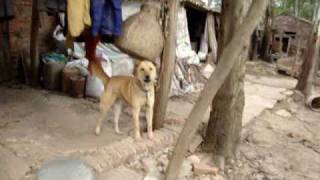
left=140, top=68, right=145, bottom=72
left=149, top=67, right=153, bottom=71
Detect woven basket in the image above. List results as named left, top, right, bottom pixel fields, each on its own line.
left=115, top=3, right=164, bottom=61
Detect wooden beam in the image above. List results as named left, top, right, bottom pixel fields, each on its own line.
left=30, top=0, right=40, bottom=86
left=153, top=0, right=179, bottom=129
left=165, top=0, right=268, bottom=179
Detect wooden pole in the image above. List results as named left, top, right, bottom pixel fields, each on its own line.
left=153, top=0, right=179, bottom=129
left=30, top=0, right=40, bottom=86
left=165, top=0, right=268, bottom=179
left=207, top=13, right=217, bottom=64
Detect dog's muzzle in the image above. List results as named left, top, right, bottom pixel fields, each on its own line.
left=144, top=75, right=151, bottom=83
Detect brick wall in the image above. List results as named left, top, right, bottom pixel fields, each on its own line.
left=9, top=0, right=56, bottom=55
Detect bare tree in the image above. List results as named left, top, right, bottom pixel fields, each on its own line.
left=165, top=1, right=268, bottom=179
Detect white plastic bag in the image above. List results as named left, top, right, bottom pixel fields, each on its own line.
left=85, top=76, right=104, bottom=99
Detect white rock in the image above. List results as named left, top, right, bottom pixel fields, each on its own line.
left=189, top=134, right=203, bottom=153
left=179, top=160, right=193, bottom=178
left=201, top=64, right=215, bottom=79
left=141, top=157, right=158, bottom=173
left=275, top=109, right=292, bottom=117
left=282, top=90, right=294, bottom=96
left=187, top=155, right=201, bottom=164
left=100, top=166, right=143, bottom=180
left=144, top=171, right=164, bottom=180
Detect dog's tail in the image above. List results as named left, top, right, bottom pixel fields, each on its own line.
left=90, top=60, right=109, bottom=86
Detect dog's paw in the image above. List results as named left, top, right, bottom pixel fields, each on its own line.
left=95, top=127, right=101, bottom=136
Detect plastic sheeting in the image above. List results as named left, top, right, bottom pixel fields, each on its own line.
left=175, top=7, right=200, bottom=65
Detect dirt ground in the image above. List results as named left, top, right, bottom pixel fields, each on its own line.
left=0, top=60, right=319, bottom=180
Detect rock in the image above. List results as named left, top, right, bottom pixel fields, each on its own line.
left=158, top=154, right=169, bottom=168
left=192, top=163, right=219, bottom=175
left=38, top=157, right=95, bottom=180
left=201, top=64, right=215, bottom=79
left=188, top=134, right=203, bottom=153
left=100, top=166, right=143, bottom=180
left=292, top=91, right=304, bottom=102
left=282, top=90, right=294, bottom=96
left=179, top=160, right=193, bottom=178
left=212, top=174, right=226, bottom=180
left=144, top=171, right=164, bottom=180
left=187, top=155, right=201, bottom=165
left=0, top=146, right=29, bottom=180
left=198, top=176, right=211, bottom=180
left=141, top=157, right=158, bottom=173
left=275, top=109, right=291, bottom=117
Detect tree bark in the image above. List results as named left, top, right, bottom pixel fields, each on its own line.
left=165, top=1, right=268, bottom=179
left=30, top=0, right=40, bottom=86
left=202, top=0, right=250, bottom=164
left=296, top=6, right=320, bottom=96
left=261, top=0, right=273, bottom=60
left=153, top=0, right=179, bottom=129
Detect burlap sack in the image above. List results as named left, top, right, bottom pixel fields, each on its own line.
left=115, top=3, right=164, bottom=61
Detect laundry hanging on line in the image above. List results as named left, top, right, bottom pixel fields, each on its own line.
left=90, top=0, right=123, bottom=37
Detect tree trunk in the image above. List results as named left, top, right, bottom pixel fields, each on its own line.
left=202, top=0, right=250, bottom=164
left=261, top=0, right=273, bottom=60
left=295, top=0, right=299, bottom=17
left=165, top=1, right=268, bottom=179
left=296, top=6, right=320, bottom=96
left=153, top=0, right=179, bottom=129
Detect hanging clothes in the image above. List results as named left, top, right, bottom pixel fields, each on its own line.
left=0, top=0, right=14, bottom=21
left=67, top=0, right=91, bottom=37
left=90, top=0, right=122, bottom=37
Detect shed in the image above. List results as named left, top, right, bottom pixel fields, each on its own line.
left=271, top=14, right=313, bottom=56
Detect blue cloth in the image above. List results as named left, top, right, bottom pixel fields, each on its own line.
left=91, top=0, right=122, bottom=37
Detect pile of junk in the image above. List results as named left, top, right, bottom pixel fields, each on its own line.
left=38, top=0, right=219, bottom=99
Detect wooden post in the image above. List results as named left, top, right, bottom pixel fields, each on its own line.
left=165, top=1, right=268, bottom=179
left=153, top=0, right=179, bottom=129
left=30, top=0, right=40, bottom=86
left=207, top=13, right=217, bottom=64
left=0, top=21, right=12, bottom=82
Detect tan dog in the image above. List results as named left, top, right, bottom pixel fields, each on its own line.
left=91, top=60, right=157, bottom=139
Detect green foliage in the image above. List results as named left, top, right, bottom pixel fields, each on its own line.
left=273, top=0, right=318, bottom=21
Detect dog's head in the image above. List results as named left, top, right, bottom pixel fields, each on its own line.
left=135, top=61, right=157, bottom=85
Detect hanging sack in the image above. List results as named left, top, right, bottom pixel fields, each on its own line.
left=115, top=3, right=164, bottom=61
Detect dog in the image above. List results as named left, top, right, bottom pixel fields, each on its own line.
left=91, top=60, right=157, bottom=139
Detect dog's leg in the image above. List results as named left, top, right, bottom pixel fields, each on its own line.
left=95, top=94, right=116, bottom=136
left=132, top=107, right=141, bottom=139
left=146, top=105, right=154, bottom=139
left=113, top=101, right=123, bottom=134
